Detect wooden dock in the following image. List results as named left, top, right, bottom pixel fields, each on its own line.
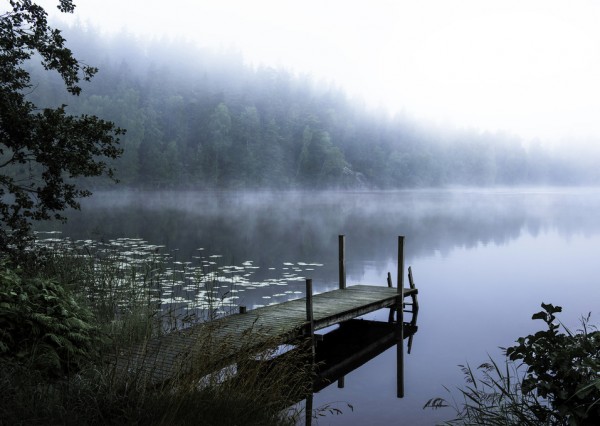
left=115, top=235, right=419, bottom=398
left=116, top=284, right=417, bottom=383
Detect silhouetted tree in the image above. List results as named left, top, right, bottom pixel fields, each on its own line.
left=0, top=0, right=123, bottom=256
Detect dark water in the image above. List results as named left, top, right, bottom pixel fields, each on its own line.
left=40, top=187, right=600, bottom=425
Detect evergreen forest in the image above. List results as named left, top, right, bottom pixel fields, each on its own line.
left=20, top=26, right=600, bottom=189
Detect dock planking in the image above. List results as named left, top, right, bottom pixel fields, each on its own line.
left=254, top=284, right=417, bottom=331
left=116, top=235, right=419, bottom=393
left=116, top=284, right=418, bottom=385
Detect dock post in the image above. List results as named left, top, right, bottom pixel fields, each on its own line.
left=305, top=278, right=316, bottom=426
left=339, top=235, right=346, bottom=289
left=397, top=236, right=405, bottom=398
left=304, top=278, right=316, bottom=426
left=305, top=392, right=313, bottom=426
left=306, top=279, right=315, bottom=356
left=387, top=272, right=394, bottom=322
left=397, top=236, right=405, bottom=294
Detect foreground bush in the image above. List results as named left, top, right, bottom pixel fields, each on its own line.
left=426, top=303, right=600, bottom=425
left=0, top=262, right=102, bottom=376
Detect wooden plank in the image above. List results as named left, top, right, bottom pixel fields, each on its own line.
left=117, top=283, right=419, bottom=386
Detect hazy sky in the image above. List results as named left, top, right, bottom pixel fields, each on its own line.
left=38, top=0, right=600, bottom=146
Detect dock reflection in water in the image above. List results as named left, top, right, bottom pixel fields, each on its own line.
left=313, top=319, right=418, bottom=395
left=250, top=315, right=419, bottom=426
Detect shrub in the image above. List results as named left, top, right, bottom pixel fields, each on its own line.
left=426, top=303, right=600, bottom=425
left=506, top=303, right=600, bottom=425
left=0, top=262, right=102, bottom=376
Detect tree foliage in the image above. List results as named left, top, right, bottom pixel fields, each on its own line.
left=11, top=25, right=587, bottom=194
left=0, top=0, right=123, bottom=255
left=13, top=21, right=598, bottom=195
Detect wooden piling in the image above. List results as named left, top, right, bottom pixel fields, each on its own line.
left=306, top=279, right=315, bottom=356
left=305, top=278, right=316, bottom=425
left=339, top=235, right=346, bottom=289
left=397, top=236, right=405, bottom=398
left=239, top=305, right=247, bottom=314
left=305, top=392, right=313, bottom=426
left=397, top=236, right=405, bottom=293
left=387, top=272, right=395, bottom=322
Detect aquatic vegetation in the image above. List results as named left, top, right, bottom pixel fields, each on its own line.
left=33, top=232, right=323, bottom=325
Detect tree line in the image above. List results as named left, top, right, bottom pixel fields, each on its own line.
left=21, top=25, right=598, bottom=189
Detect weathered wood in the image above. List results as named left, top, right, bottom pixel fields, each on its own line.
left=397, top=235, right=405, bottom=398
left=306, top=279, right=313, bottom=323
left=306, top=279, right=315, bottom=357
left=407, top=266, right=418, bottom=354
left=397, top=236, right=405, bottom=294
left=117, top=284, right=418, bottom=386
left=305, top=392, right=313, bottom=426
left=408, top=266, right=419, bottom=325
left=339, top=235, right=346, bottom=289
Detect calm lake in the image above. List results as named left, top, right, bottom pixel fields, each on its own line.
left=39, top=187, right=600, bottom=425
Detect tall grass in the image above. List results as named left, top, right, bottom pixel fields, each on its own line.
left=425, top=358, right=556, bottom=425
left=1, top=236, right=314, bottom=425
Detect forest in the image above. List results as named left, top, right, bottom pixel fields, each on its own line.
left=19, top=25, right=600, bottom=189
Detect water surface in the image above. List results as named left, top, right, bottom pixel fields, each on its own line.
left=40, top=187, right=600, bottom=425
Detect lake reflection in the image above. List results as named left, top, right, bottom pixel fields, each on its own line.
left=39, top=187, right=600, bottom=425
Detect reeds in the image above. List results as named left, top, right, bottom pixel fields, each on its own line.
left=424, top=358, right=555, bottom=426
left=1, top=235, right=315, bottom=425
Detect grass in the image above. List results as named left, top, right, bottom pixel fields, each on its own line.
left=424, top=358, right=555, bottom=425
left=1, top=235, right=317, bottom=425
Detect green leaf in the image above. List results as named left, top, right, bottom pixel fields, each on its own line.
left=541, top=302, right=562, bottom=314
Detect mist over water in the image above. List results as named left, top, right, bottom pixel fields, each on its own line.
left=38, top=187, right=600, bottom=424
left=44, top=187, right=600, bottom=272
